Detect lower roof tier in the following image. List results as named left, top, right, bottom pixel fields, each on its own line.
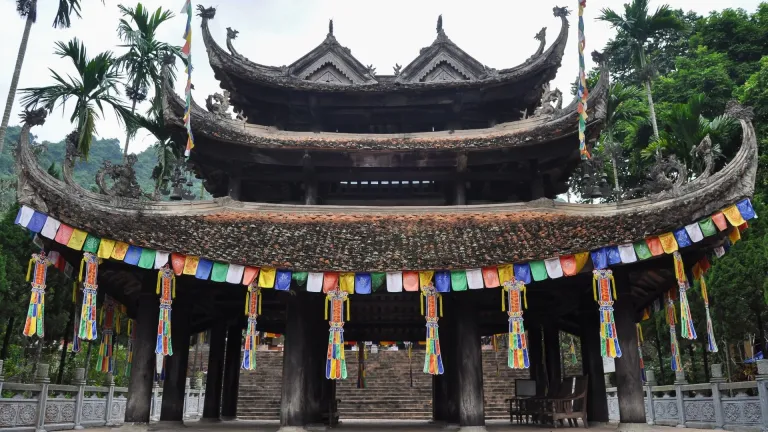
left=15, top=103, right=758, bottom=272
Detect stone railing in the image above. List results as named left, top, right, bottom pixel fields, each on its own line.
left=0, top=361, right=205, bottom=430
left=607, top=362, right=768, bottom=431
left=0, top=362, right=127, bottom=430
left=149, top=380, right=205, bottom=421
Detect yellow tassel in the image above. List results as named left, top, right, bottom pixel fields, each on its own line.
left=26, top=258, right=34, bottom=282
left=171, top=275, right=176, bottom=299
left=523, top=286, right=528, bottom=309
left=701, top=277, right=709, bottom=304
left=346, top=298, right=350, bottom=321
left=420, top=293, right=424, bottom=316
left=258, top=290, right=262, bottom=315
left=610, top=274, right=618, bottom=299
left=78, top=258, right=85, bottom=282
left=592, top=276, right=597, bottom=301
left=324, top=296, right=329, bottom=320
left=72, top=281, right=77, bottom=303
left=439, top=294, right=443, bottom=317
left=156, top=271, right=161, bottom=295
left=501, top=288, right=506, bottom=312
left=244, top=290, right=249, bottom=316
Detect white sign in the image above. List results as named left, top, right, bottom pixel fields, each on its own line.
left=602, top=355, right=616, bottom=373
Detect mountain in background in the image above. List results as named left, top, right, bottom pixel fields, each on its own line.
left=0, top=125, right=206, bottom=201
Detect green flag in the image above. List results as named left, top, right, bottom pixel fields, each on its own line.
left=292, top=272, right=308, bottom=286
left=530, top=261, right=548, bottom=282
left=211, top=262, right=229, bottom=282
left=371, top=272, right=386, bottom=292
left=82, top=234, right=101, bottom=254
left=699, top=217, right=717, bottom=237
left=137, top=248, right=156, bottom=269
left=450, top=270, right=468, bottom=291
left=633, top=241, right=652, bottom=260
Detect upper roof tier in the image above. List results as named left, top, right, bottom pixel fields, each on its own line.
left=199, top=6, right=572, bottom=130
left=15, top=102, right=758, bottom=272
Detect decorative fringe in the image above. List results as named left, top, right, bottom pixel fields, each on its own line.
left=241, top=283, right=261, bottom=370
left=156, top=266, right=175, bottom=356
left=698, top=277, right=718, bottom=352
left=23, top=252, right=49, bottom=337
left=666, top=292, right=683, bottom=372
left=502, top=280, right=529, bottom=369
left=126, top=319, right=135, bottom=377
left=420, top=283, right=444, bottom=375
left=593, top=269, right=621, bottom=358
left=577, top=0, right=590, bottom=160
left=96, top=296, right=120, bottom=373
left=325, top=287, right=349, bottom=379
left=637, top=323, right=646, bottom=382
left=181, top=0, right=195, bottom=157
left=357, top=342, right=367, bottom=388
left=673, top=252, right=697, bottom=340
left=78, top=253, right=99, bottom=340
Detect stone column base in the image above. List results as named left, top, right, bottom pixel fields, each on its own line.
left=114, top=423, right=150, bottom=432
left=457, top=427, right=487, bottom=432
left=618, top=422, right=654, bottom=432
left=220, top=416, right=237, bottom=421
left=197, top=417, right=221, bottom=423
left=276, top=427, right=309, bottom=432
left=150, top=420, right=185, bottom=430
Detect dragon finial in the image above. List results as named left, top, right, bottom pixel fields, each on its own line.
left=591, top=50, right=606, bottom=64
left=725, top=100, right=754, bottom=121
left=553, top=6, right=570, bottom=17
left=196, top=5, right=216, bottom=19
left=329, top=19, right=334, bottom=36
left=393, top=63, right=402, bottom=76
left=534, top=27, right=546, bottom=42
left=437, top=15, right=443, bottom=33
left=227, top=27, right=239, bottom=40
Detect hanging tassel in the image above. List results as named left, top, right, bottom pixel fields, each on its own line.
left=125, top=319, right=136, bottom=377
left=97, top=296, right=118, bottom=373
left=421, top=283, right=444, bottom=375
left=23, top=252, right=50, bottom=337
left=666, top=293, right=683, bottom=371
left=593, top=269, right=622, bottom=358
left=156, top=266, right=175, bottom=356
left=325, top=286, right=348, bottom=380
left=78, top=253, right=99, bottom=341
left=241, top=283, right=260, bottom=370
left=569, top=336, right=577, bottom=364
left=637, top=323, right=646, bottom=382
left=503, top=280, right=530, bottom=369
left=673, top=252, right=697, bottom=340
left=698, top=276, right=719, bottom=352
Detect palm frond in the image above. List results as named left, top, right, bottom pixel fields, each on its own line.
left=77, top=106, right=98, bottom=159
left=52, top=0, right=81, bottom=28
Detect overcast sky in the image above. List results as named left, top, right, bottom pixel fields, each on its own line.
left=0, top=0, right=762, bottom=153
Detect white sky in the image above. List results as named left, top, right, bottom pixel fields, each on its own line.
left=0, top=0, right=762, bottom=153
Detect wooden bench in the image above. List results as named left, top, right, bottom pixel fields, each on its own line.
left=538, top=375, right=589, bottom=428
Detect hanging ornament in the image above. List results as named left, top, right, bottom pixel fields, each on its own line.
left=420, top=283, right=444, bottom=375
left=666, top=291, right=682, bottom=371
left=78, top=252, right=99, bottom=341
left=325, top=286, right=349, bottom=380
left=577, top=0, right=590, bottom=160
left=502, top=280, right=529, bottom=369
left=673, top=252, right=697, bottom=340
left=637, top=323, right=646, bottom=382
left=126, top=319, right=135, bottom=377
left=569, top=336, right=578, bottom=364
left=593, top=269, right=622, bottom=358
left=698, top=276, right=718, bottom=352
left=23, top=252, right=50, bottom=337
left=156, top=265, right=175, bottom=356
left=97, top=296, right=121, bottom=373
left=241, top=282, right=261, bottom=370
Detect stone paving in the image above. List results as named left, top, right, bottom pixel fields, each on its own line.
left=94, top=420, right=719, bottom=432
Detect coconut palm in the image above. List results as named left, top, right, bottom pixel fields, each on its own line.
left=599, top=0, right=684, bottom=140
left=116, top=3, right=179, bottom=158
left=20, top=38, right=135, bottom=160
left=0, top=0, right=87, bottom=154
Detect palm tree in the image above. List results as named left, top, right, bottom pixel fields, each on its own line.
left=116, top=3, right=179, bottom=158
left=599, top=0, right=684, bottom=140
left=600, top=82, right=648, bottom=193
left=0, top=0, right=86, bottom=155
left=20, top=38, right=135, bottom=161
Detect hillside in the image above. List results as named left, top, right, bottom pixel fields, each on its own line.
left=0, top=125, right=206, bottom=204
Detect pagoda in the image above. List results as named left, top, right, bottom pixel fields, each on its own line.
left=12, top=4, right=759, bottom=431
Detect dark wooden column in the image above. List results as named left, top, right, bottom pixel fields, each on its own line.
left=433, top=297, right=458, bottom=424
left=125, top=292, right=158, bottom=424
left=303, top=152, right=318, bottom=205
left=305, top=295, right=326, bottom=424
left=528, top=324, right=546, bottom=395
left=228, top=176, right=242, bottom=200
left=613, top=272, right=645, bottom=423
left=544, top=326, right=562, bottom=392
left=455, top=297, right=485, bottom=428
left=202, top=321, right=227, bottom=421
left=579, top=305, right=608, bottom=423
left=220, top=321, right=242, bottom=421
left=159, top=304, right=191, bottom=423
left=280, top=294, right=314, bottom=427
left=455, top=153, right=467, bottom=205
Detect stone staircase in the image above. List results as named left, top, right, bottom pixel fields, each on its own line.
left=236, top=348, right=528, bottom=421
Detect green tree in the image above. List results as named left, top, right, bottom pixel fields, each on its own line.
left=116, top=2, right=179, bottom=157
left=599, top=0, right=685, bottom=140
left=0, top=0, right=87, bottom=155
left=20, top=38, right=135, bottom=160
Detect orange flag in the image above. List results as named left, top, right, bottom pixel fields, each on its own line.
left=560, top=255, right=577, bottom=276
left=171, top=253, right=186, bottom=275
left=323, top=272, right=340, bottom=293
left=403, top=271, right=419, bottom=291
left=242, top=267, right=260, bottom=286
left=646, top=237, right=664, bottom=256
left=711, top=212, right=728, bottom=231
left=482, top=267, right=500, bottom=287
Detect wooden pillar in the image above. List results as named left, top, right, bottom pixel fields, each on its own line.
left=613, top=272, right=645, bottom=423
left=202, top=321, right=226, bottom=421
left=280, top=294, right=314, bottom=428
left=529, top=160, right=545, bottom=200
left=159, top=304, right=191, bottom=423
left=580, top=308, right=609, bottom=423
left=304, top=182, right=318, bottom=205
left=433, top=298, right=458, bottom=424
left=304, top=296, right=325, bottom=424
left=455, top=298, right=485, bottom=428
left=220, top=321, right=242, bottom=421
left=455, top=153, right=467, bottom=205
left=544, top=326, right=562, bottom=392
left=228, top=176, right=242, bottom=200
left=528, top=324, right=546, bottom=395
left=125, top=293, right=158, bottom=424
